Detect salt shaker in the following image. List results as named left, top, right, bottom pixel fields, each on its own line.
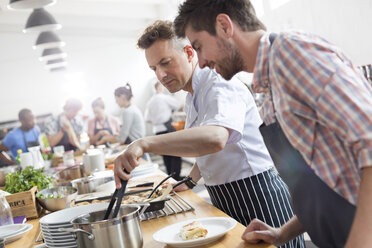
left=0, top=194, right=14, bottom=226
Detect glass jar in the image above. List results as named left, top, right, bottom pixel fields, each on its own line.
left=0, top=195, right=13, bottom=226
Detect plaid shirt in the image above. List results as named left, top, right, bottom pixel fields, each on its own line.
left=252, top=31, right=372, bottom=205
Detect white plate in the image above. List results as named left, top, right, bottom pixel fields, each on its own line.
left=40, top=203, right=108, bottom=225
left=0, top=224, right=28, bottom=237
left=153, top=217, right=237, bottom=247
left=1, top=224, right=33, bottom=244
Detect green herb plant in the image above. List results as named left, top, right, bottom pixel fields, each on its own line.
left=4, top=166, right=52, bottom=194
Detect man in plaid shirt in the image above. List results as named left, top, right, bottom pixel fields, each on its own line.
left=174, top=0, right=372, bottom=247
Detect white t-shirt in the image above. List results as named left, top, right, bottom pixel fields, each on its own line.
left=145, top=93, right=181, bottom=133
left=185, top=66, right=274, bottom=185
left=118, top=105, right=145, bottom=143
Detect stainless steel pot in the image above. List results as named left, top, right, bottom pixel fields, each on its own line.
left=0, top=165, right=20, bottom=186
left=71, top=176, right=114, bottom=194
left=61, top=203, right=149, bottom=248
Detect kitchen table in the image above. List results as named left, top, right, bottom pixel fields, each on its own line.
left=6, top=173, right=275, bottom=248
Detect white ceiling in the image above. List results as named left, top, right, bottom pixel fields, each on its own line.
left=0, top=0, right=181, bottom=66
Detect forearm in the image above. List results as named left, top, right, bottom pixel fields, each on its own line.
left=48, top=130, right=64, bottom=147
left=345, top=167, right=372, bottom=248
left=0, top=152, right=16, bottom=164
left=90, top=133, right=102, bottom=145
left=139, top=126, right=229, bottom=157
left=277, top=216, right=305, bottom=245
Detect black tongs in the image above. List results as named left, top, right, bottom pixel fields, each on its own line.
left=103, top=171, right=129, bottom=220
left=147, top=172, right=175, bottom=199
left=172, top=176, right=193, bottom=189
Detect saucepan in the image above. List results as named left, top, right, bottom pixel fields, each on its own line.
left=60, top=203, right=149, bottom=248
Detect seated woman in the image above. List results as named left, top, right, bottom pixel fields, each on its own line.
left=88, top=97, right=120, bottom=146
left=114, top=83, right=145, bottom=145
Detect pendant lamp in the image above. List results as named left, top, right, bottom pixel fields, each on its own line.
left=8, top=0, right=56, bottom=10
left=33, top=31, right=65, bottom=49
left=23, top=8, right=61, bottom=33
left=39, top=47, right=66, bottom=61
left=45, top=58, right=67, bottom=69
left=50, top=66, right=66, bottom=73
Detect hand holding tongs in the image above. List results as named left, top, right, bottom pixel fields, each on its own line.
left=103, top=170, right=129, bottom=220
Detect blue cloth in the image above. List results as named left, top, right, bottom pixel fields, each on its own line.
left=2, top=126, right=40, bottom=157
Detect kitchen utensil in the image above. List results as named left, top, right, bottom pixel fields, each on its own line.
left=83, top=149, right=105, bottom=175
left=128, top=182, right=154, bottom=188
left=172, top=177, right=193, bottom=190
left=36, top=186, right=78, bottom=212
left=147, top=172, right=175, bottom=199
left=103, top=177, right=128, bottom=220
left=28, top=146, right=45, bottom=169
left=0, top=224, right=33, bottom=244
left=0, top=165, right=19, bottom=186
left=71, top=175, right=114, bottom=195
left=61, top=203, right=149, bottom=248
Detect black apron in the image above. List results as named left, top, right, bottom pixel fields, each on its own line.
left=21, top=129, right=40, bottom=151
left=259, top=33, right=356, bottom=248
left=56, top=116, right=77, bottom=151
left=94, top=118, right=113, bottom=142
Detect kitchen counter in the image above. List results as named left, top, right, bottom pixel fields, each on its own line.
left=6, top=173, right=275, bottom=248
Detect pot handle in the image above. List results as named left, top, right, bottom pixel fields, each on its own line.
left=131, top=202, right=150, bottom=220
left=58, top=227, right=95, bottom=240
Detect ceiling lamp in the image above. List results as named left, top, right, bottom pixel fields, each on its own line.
left=50, top=66, right=66, bottom=73
left=8, top=0, right=56, bottom=10
left=45, top=58, right=67, bottom=69
left=33, top=31, right=65, bottom=50
left=39, top=48, right=66, bottom=61
left=23, top=8, right=62, bottom=33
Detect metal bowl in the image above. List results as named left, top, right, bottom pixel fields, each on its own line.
left=0, top=165, right=20, bottom=186
left=36, top=186, right=78, bottom=212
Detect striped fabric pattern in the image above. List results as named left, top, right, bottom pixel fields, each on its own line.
left=206, top=168, right=305, bottom=248
left=252, top=31, right=372, bottom=205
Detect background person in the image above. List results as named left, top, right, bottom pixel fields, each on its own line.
left=114, top=83, right=145, bottom=145
left=144, top=82, right=183, bottom=180
left=44, top=98, right=84, bottom=151
left=174, top=0, right=372, bottom=247
left=88, top=97, right=120, bottom=146
left=114, top=20, right=304, bottom=248
left=0, top=108, right=40, bottom=165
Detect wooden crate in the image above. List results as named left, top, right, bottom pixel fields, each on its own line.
left=5, top=186, right=41, bottom=219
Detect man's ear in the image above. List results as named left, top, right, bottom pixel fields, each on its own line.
left=184, top=45, right=194, bottom=62
left=216, top=13, right=234, bottom=38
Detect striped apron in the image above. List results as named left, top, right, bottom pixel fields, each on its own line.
left=206, top=168, right=305, bottom=248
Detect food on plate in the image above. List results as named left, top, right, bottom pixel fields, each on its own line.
left=70, top=187, right=169, bottom=207
left=180, top=221, right=208, bottom=240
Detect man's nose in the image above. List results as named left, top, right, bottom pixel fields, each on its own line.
left=197, top=53, right=208, bottom=69
left=156, top=68, right=167, bottom=80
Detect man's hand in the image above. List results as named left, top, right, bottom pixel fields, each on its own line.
left=114, top=140, right=145, bottom=189
left=241, top=219, right=283, bottom=246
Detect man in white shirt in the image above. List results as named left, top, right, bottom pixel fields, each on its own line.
left=114, top=20, right=304, bottom=248
left=145, top=82, right=183, bottom=180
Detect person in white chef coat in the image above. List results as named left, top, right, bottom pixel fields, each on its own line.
left=144, top=82, right=183, bottom=180
left=114, top=20, right=304, bottom=248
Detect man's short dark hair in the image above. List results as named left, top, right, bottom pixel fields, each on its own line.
left=18, top=108, right=32, bottom=121
left=174, top=0, right=266, bottom=38
left=137, top=20, right=175, bottom=49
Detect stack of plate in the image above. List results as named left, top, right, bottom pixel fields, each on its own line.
left=0, top=224, right=33, bottom=244
left=39, top=203, right=108, bottom=248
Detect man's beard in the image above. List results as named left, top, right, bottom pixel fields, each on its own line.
left=216, top=38, right=245, bottom=80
